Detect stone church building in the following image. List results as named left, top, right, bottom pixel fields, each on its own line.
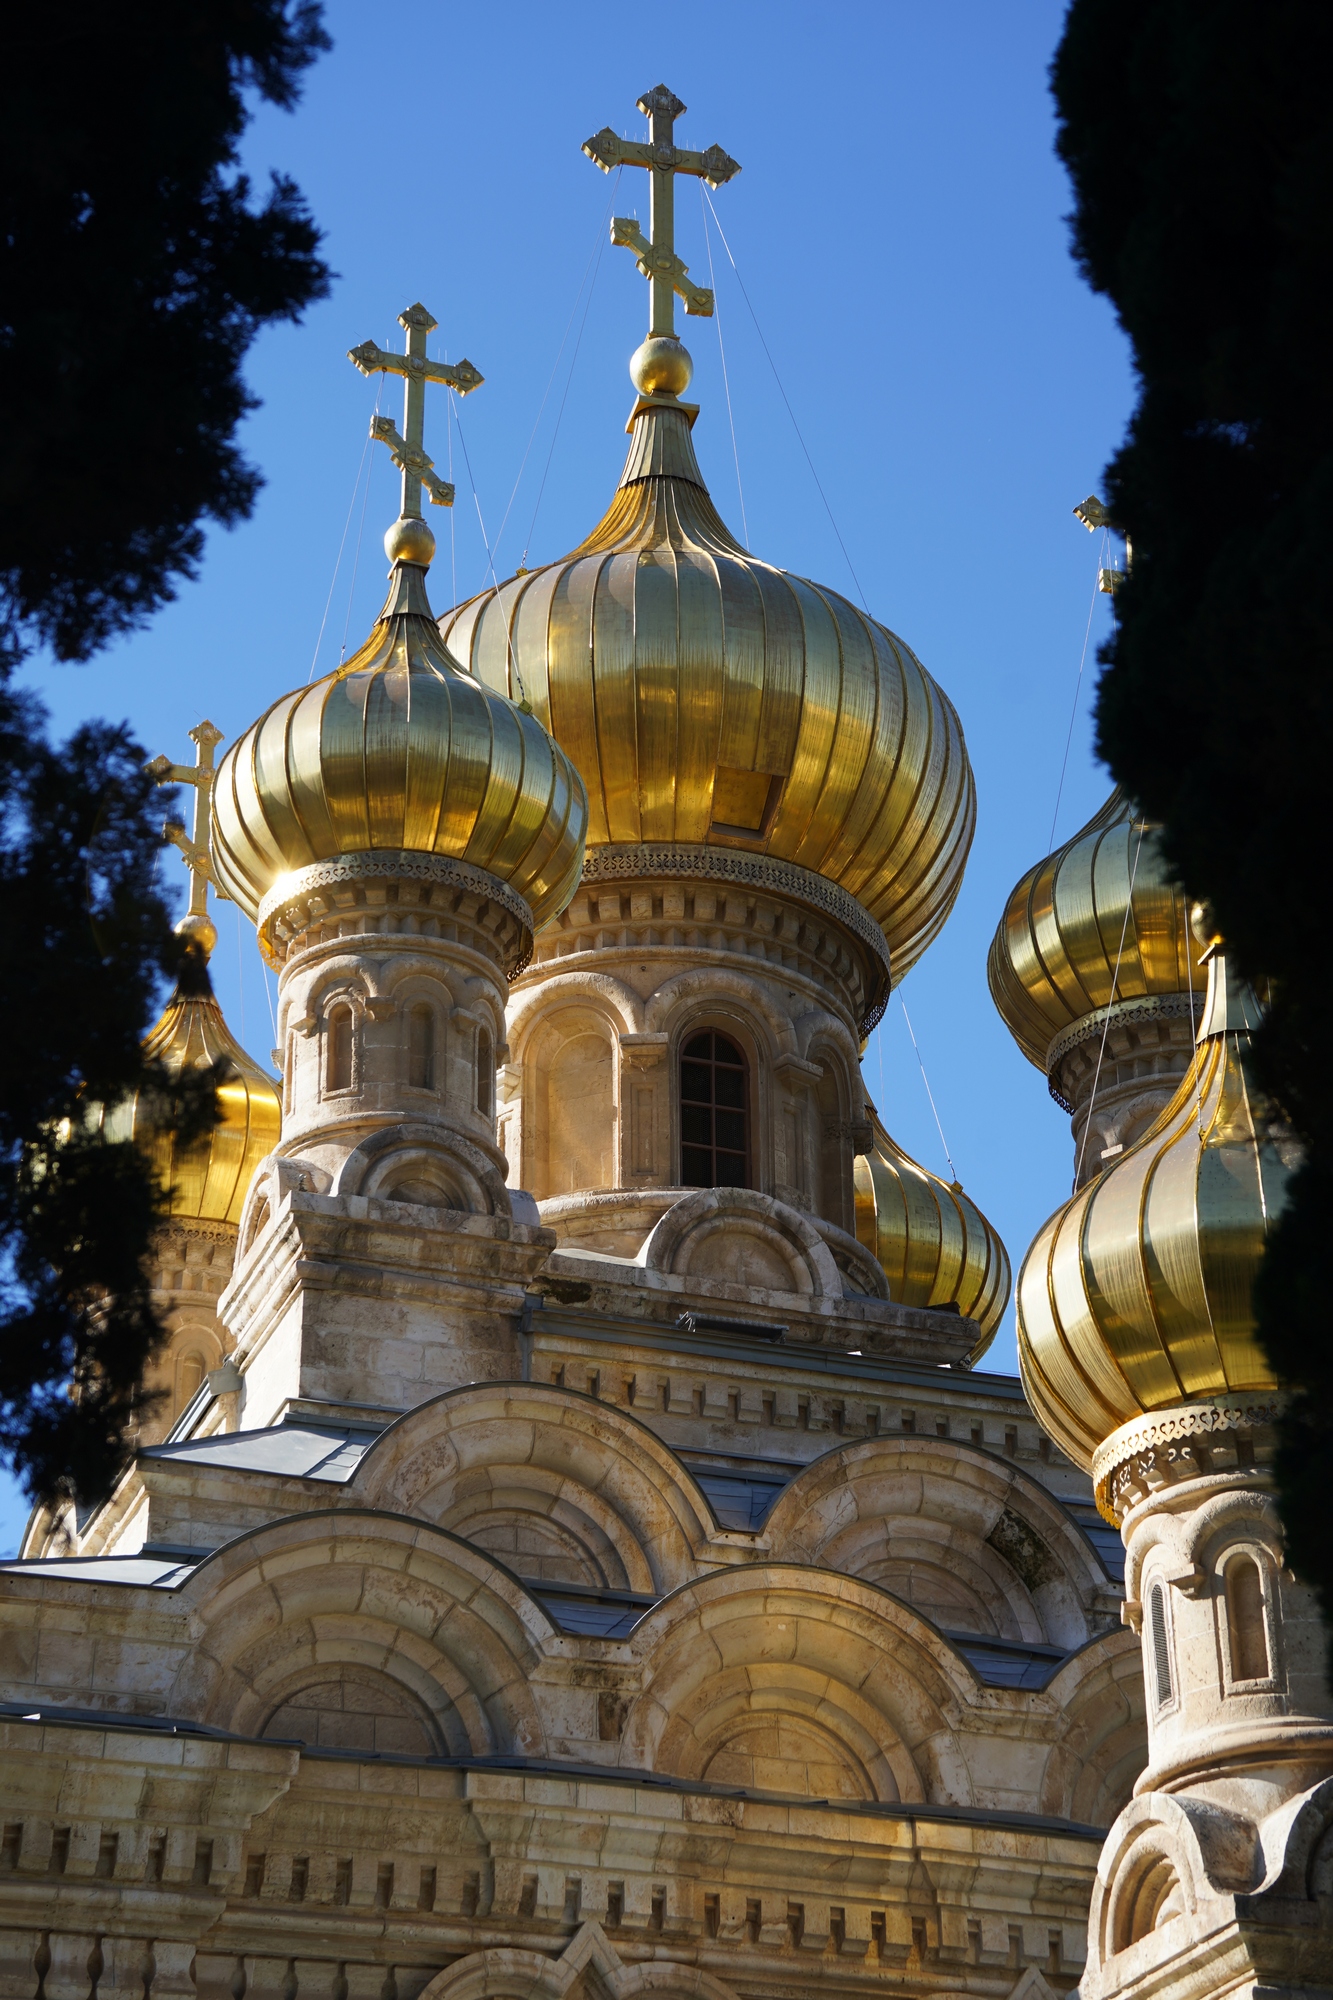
left=2, top=85, right=1328, bottom=2000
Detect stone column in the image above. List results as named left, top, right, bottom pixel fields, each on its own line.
left=217, top=852, right=556, bottom=1427
left=1049, top=996, right=1202, bottom=1190
left=503, top=844, right=883, bottom=1257
left=1079, top=1400, right=1333, bottom=2000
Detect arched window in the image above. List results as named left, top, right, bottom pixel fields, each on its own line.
left=1225, top=1555, right=1270, bottom=1681
left=680, top=1031, right=750, bottom=1188
left=477, top=1028, right=493, bottom=1115
left=327, top=1005, right=353, bottom=1092
left=1149, top=1583, right=1173, bottom=1709
left=408, top=1005, right=435, bottom=1091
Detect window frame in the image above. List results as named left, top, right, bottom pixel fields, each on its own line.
left=678, top=1027, right=752, bottom=1190
left=1218, top=1546, right=1280, bottom=1695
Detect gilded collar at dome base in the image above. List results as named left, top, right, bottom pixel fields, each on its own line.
left=1092, top=1396, right=1283, bottom=1524
left=257, top=849, right=536, bottom=978
left=579, top=843, right=891, bottom=1028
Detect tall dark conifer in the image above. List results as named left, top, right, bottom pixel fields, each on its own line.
left=1051, top=2, right=1333, bottom=1634
left=0, top=3, right=329, bottom=1512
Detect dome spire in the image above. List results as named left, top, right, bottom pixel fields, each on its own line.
left=348, top=302, right=483, bottom=571
left=583, top=85, right=740, bottom=414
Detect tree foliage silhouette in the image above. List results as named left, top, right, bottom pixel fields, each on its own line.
left=0, top=2, right=329, bottom=1513
left=1052, top=1, right=1333, bottom=1633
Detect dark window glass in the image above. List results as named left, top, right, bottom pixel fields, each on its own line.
left=679, top=1031, right=750, bottom=1188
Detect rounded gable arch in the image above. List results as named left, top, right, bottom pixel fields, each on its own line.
left=619, top=1562, right=986, bottom=1807
left=172, top=1507, right=553, bottom=1756
left=350, top=1381, right=719, bottom=1593
left=764, top=1432, right=1116, bottom=1648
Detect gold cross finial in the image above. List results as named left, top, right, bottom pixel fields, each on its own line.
left=584, top=87, right=740, bottom=362
left=348, top=303, right=483, bottom=567
left=146, top=720, right=225, bottom=960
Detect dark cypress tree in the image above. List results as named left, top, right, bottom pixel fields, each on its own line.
left=1051, top=2, right=1333, bottom=1632
left=0, top=4, right=329, bottom=1512
left=0, top=2, right=330, bottom=666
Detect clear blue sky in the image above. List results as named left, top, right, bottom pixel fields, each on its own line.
left=2, top=0, right=1133, bottom=1551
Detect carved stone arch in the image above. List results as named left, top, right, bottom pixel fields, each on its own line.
left=644, top=968, right=798, bottom=1059
left=1086, top=1795, right=1219, bottom=1975
left=1183, top=1486, right=1283, bottom=1570
left=351, top=1382, right=718, bottom=1593
left=762, top=1433, right=1114, bottom=1647
left=641, top=1187, right=843, bottom=1299
left=812, top=1214, right=891, bottom=1298
left=172, top=1508, right=552, bottom=1757
left=1039, top=1630, right=1148, bottom=1826
left=506, top=971, right=645, bottom=1052
left=622, top=1563, right=982, bottom=1807
left=333, top=1120, right=510, bottom=1215
left=257, top=1658, right=445, bottom=1756
left=414, top=1949, right=569, bottom=2000
left=166, top=1324, right=222, bottom=1420
left=307, top=963, right=371, bottom=1021
left=519, top=996, right=621, bottom=1201
left=414, top=1925, right=743, bottom=2000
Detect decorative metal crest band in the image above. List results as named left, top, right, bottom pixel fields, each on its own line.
left=1092, top=1394, right=1284, bottom=1515
left=1045, top=990, right=1204, bottom=1111
left=257, top=850, right=536, bottom=977
left=579, top=842, right=893, bottom=1032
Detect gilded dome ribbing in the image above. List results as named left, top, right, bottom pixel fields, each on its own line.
left=439, top=406, right=975, bottom=981
left=101, top=956, right=281, bottom=1228
left=210, top=561, right=589, bottom=951
left=1016, top=949, right=1293, bottom=1482
left=989, top=789, right=1206, bottom=1074
left=853, top=1115, right=1010, bottom=1360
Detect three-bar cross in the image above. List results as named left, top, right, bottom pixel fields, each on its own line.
left=584, top=86, right=740, bottom=340
left=146, top=720, right=226, bottom=951
left=348, top=303, right=483, bottom=518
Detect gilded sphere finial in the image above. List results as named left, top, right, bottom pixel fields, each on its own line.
left=1190, top=897, right=1222, bottom=949
left=174, top=910, right=218, bottom=960
left=384, top=515, right=436, bottom=568
left=630, top=336, right=693, bottom=398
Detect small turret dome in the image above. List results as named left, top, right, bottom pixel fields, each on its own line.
left=853, top=1114, right=1010, bottom=1360
left=988, top=789, right=1206, bottom=1075
left=210, top=561, right=589, bottom=969
left=1016, top=948, right=1294, bottom=1498
left=102, top=950, right=281, bottom=1227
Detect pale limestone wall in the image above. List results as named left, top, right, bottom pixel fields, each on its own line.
left=504, top=865, right=868, bottom=1249
left=0, top=1715, right=1100, bottom=2000
left=1077, top=1408, right=1333, bottom=2000
left=0, top=848, right=1162, bottom=2000
left=136, top=1221, right=237, bottom=1446
left=1049, top=1006, right=1199, bottom=1190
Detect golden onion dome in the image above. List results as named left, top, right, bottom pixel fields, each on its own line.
left=101, top=952, right=281, bottom=1228
left=853, top=1113, right=1011, bottom=1359
left=438, top=403, right=975, bottom=981
left=1016, top=946, right=1293, bottom=1486
left=210, top=558, right=588, bottom=955
left=988, top=788, right=1206, bottom=1075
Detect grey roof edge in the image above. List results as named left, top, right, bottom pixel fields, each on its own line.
left=0, top=1703, right=1103, bottom=1842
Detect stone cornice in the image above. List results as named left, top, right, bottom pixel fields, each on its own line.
left=569, top=842, right=891, bottom=1034
left=258, top=849, right=535, bottom=977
